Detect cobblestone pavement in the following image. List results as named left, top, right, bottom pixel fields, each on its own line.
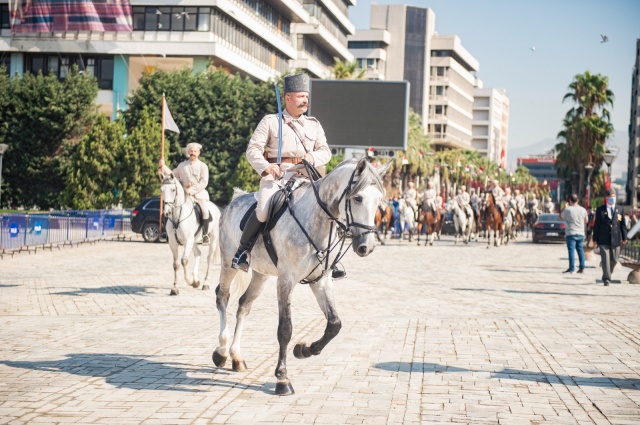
left=1, top=235, right=639, bottom=425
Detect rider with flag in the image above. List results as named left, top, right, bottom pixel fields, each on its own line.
left=231, top=73, right=341, bottom=276
left=159, top=142, right=213, bottom=244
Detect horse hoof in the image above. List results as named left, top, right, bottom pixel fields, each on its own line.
left=293, top=343, right=312, bottom=359
left=170, top=288, right=179, bottom=296
left=192, top=281, right=200, bottom=289
left=275, top=381, right=295, bottom=396
left=202, top=285, right=210, bottom=291
left=232, top=359, right=248, bottom=372
left=212, top=351, right=227, bottom=368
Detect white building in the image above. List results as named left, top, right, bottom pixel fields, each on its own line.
left=0, top=0, right=355, bottom=118
left=626, top=39, right=640, bottom=207
left=472, top=87, right=510, bottom=167
left=348, top=4, right=510, bottom=164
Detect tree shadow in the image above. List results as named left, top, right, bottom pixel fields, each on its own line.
left=0, top=353, right=272, bottom=394
left=0, top=283, right=21, bottom=288
left=52, top=286, right=155, bottom=296
left=374, top=362, right=640, bottom=389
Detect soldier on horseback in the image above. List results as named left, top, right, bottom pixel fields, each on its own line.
left=159, top=142, right=213, bottom=244
left=230, top=73, right=346, bottom=279
left=421, top=181, right=438, bottom=223
left=514, top=189, right=526, bottom=217
left=402, top=181, right=419, bottom=220
left=456, top=185, right=473, bottom=220
left=490, top=179, right=505, bottom=219
left=470, top=188, right=480, bottom=221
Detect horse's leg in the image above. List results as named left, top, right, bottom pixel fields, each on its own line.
left=202, top=236, right=219, bottom=291
left=213, top=265, right=238, bottom=368
left=182, top=238, right=196, bottom=286
left=229, top=272, right=270, bottom=372
left=294, top=277, right=341, bottom=361
left=274, top=277, right=297, bottom=396
left=169, top=238, right=181, bottom=295
left=191, top=243, right=202, bottom=288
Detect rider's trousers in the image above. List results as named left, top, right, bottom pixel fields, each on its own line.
left=193, top=190, right=210, bottom=220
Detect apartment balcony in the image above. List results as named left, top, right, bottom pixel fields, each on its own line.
left=316, top=0, right=354, bottom=37
left=292, top=19, right=352, bottom=61
left=294, top=50, right=331, bottom=78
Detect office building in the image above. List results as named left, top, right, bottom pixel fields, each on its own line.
left=0, top=0, right=355, bottom=118
left=472, top=87, right=510, bottom=167
left=626, top=39, right=640, bottom=207
left=348, top=4, right=508, bottom=162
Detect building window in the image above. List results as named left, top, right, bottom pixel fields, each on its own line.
left=431, top=50, right=451, bottom=57
left=366, top=58, right=376, bottom=69
left=133, top=6, right=212, bottom=32
left=1, top=4, right=9, bottom=29
left=348, top=41, right=382, bottom=49
left=25, top=54, right=114, bottom=90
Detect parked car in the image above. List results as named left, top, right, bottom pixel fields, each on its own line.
left=131, top=197, right=164, bottom=242
left=532, top=213, right=566, bottom=243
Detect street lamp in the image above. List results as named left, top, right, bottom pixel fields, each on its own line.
left=602, top=147, right=618, bottom=189
left=585, top=163, right=594, bottom=208
left=0, top=143, right=8, bottom=210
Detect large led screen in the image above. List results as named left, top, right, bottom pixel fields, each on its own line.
left=308, top=80, right=409, bottom=150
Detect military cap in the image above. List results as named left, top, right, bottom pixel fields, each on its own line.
left=284, top=73, right=309, bottom=93
left=605, top=188, right=617, bottom=197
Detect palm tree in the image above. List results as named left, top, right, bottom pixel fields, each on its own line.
left=556, top=71, right=614, bottom=200
left=330, top=58, right=365, bottom=80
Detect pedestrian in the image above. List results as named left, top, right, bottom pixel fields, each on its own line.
left=559, top=193, right=588, bottom=274
left=230, top=73, right=345, bottom=278
left=159, top=142, right=212, bottom=244
left=593, top=188, right=628, bottom=286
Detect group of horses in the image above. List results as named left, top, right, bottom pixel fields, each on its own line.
left=374, top=193, right=541, bottom=248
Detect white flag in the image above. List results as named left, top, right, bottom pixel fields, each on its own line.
left=163, top=99, right=180, bottom=134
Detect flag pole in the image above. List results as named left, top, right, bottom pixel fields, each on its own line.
left=159, top=94, right=166, bottom=239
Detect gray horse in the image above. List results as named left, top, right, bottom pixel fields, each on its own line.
left=213, top=158, right=391, bottom=396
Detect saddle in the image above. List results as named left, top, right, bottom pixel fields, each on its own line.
left=239, top=177, right=307, bottom=267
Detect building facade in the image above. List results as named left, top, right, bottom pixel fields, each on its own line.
left=348, top=4, right=509, bottom=164
left=472, top=87, right=510, bottom=167
left=626, top=39, right=640, bottom=208
left=0, top=0, right=354, bottom=118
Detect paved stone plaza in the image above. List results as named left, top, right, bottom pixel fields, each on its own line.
left=1, top=235, right=639, bottom=425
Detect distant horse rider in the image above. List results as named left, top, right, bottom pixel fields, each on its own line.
left=421, top=181, right=438, bottom=222
left=514, top=189, right=526, bottom=217
left=456, top=185, right=473, bottom=219
left=543, top=197, right=555, bottom=213
left=403, top=181, right=419, bottom=220
left=490, top=179, right=505, bottom=219
left=159, top=142, right=212, bottom=244
left=470, top=188, right=480, bottom=221
left=230, top=73, right=347, bottom=279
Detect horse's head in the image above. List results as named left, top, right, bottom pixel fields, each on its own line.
left=159, top=172, right=183, bottom=217
left=325, top=158, right=392, bottom=257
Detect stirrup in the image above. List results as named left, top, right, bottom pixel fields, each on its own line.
left=331, top=266, right=346, bottom=280
left=231, top=250, right=250, bottom=273
left=202, top=234, right=210, bottom=245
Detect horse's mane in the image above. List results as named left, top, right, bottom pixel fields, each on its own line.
left=332, top=159, right=385, bottom=199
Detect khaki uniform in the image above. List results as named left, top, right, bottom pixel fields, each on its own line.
left=422, top=188, right=437, bottom=211
left=456, top=191, right=473, bottom=217
left=247, top=110, right=332, bottom=222
left=403, top=188, right=418, bottom=215
left=161, top=159, right=210, bottom=219
left=491, top=186, right=505, bottom=213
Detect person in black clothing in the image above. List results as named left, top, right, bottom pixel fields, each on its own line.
left=593, top=188, right=628, bottom=286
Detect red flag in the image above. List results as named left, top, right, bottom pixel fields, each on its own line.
left=605, top=173, right=611, bottom=190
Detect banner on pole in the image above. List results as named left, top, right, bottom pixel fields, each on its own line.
left=163, top=99, right=180, bottom=134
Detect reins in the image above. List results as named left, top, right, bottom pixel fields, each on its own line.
left=162, top=178, right=196, bottom=245
left=286, top=160, right=377, bottom=284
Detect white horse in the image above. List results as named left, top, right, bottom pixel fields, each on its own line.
left=397, top=199, right=416, bottom=242
left=213, top=158, right=391, bottom=396
left=446, top=200, right=471, bottom=244
left=160, top=173, right=221, bottom=295
left=503, top=201, right=516, bottom=244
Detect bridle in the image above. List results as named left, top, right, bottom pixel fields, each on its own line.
left=287, top=160, right=379, bottom=284
left=161, top=177, right=195, bottom=244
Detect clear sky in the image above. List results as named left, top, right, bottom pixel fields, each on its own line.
left=349, top=0, right=640, bottom=172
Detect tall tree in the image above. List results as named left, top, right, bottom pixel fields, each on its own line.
left=556, top=71, right=614, bottom=199
left=2, top=67, right=98, bottom=209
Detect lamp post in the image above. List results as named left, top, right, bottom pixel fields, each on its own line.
left=585, top=163, right=594, bottom=208
left=0, top=144, right=8, bottom=209
left=602, top=148, right=618, bottom=190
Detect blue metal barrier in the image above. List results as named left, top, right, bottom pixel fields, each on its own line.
left=0, top=209, right=132, bottom=251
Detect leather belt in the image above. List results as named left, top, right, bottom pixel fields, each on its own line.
left=266, top=156, right=302, bottom=165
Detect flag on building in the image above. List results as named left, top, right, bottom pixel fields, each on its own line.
left=9, top=0, right=133, bottom=33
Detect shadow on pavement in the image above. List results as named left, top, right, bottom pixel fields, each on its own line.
left=451, top=287, right=626, bottom=296
left=52, top=286, right=154, bottom=296
left=374, top=362, right=640, bottom=389
left=0, top=353, right=271, bottom=394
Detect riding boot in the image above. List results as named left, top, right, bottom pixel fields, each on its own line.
left=331, top=264, right=347, bottom=280
left=201, top=216, right=212, bottom=245
left=231, top=212, right=264, bottom=272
